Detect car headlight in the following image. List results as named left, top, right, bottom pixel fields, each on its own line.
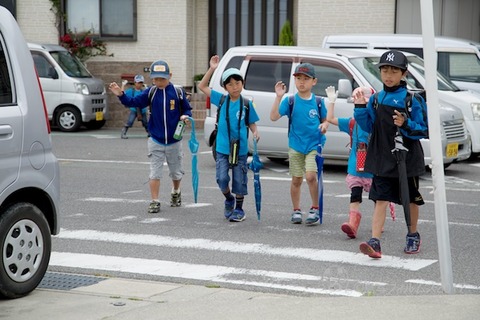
left=74, top=83, right=90, bottom=95
left=472, top=102, right=480, bottom=120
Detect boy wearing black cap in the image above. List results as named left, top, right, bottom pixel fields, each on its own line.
left=109, top=60, right=193, bottom=213
left=270, top=63, right=329, bottom=225
left=353, top=50, right=428, bottom=258
left=198, top=55, right=260, bottom=222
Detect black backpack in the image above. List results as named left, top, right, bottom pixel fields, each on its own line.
left=148, top=85, right=186, bottom=114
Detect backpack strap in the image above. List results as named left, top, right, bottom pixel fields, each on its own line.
left=216, top=94, right=250, bottom=134
left=348, top=118, right=355, bottom=149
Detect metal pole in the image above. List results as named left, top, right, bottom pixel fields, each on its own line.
left=419, top=0, right=454, bottom=294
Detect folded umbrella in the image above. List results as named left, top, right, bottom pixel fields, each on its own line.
left=391, top=128, right=411, bottom=233
left=248, top=138, right=263, bottom=220
left=187, top=117, right=199, bottom=203
left=316, top=131, right=326, bottom=224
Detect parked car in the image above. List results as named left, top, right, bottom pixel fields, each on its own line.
left=322, top=33, right=480, bottom=94
left=0, top=7, right=60, bottom=298
left=28, top=42, right=108, bottom=132
left=203, top=46, right=470, bottom=167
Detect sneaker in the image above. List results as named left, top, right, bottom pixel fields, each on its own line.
left=404, top=232, right=421, bottom=254
left=121, top=127, right=128, bottom=139
left=359, top=238, right=382, bottom=259
left=290, top=210, right=302, bottom=224
left=224, top=198, right=235, bottom=219
left=305, top=208, right=320, bottom=225
left=148, top=200, right=160, bottom=214
left=229, top=209, right=246, bottom=222
left=170, top=191, right=182, bottom=207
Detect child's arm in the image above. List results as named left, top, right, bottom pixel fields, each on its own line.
left=325, top=86, right=338, bottom=126
left=270, top=81, right=286, bottom=121
left=249, top=123, right=259, bottom=141
left=198, top=55, right=219, bottom=97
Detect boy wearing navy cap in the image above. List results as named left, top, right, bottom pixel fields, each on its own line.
left=354, top=50, right=428, bottom=258
left=109, top=60, right=193, bottom=213
left=270, top=63, right=329, bottom=225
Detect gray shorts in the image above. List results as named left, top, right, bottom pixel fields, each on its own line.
left=147, top=138, right=184, bottom=180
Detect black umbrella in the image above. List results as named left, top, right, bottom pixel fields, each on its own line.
left=391, top=128, right=411, bottom=233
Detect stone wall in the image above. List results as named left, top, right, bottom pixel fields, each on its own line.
left=87, top=61, right=206, bottom=129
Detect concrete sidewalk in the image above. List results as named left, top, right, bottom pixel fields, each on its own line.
left=1, top=275, right=479, bottom=320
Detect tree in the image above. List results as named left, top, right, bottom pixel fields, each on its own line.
left=278, top=20, right=294, bottom=46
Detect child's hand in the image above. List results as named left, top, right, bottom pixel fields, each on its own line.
left=325, top=86, right=338, bottom=103
left=108, top=82, right=122, bottom=96
left=210, top=55, right=220, bottom=69
left=393, top=110, right=406, bottom=127
left=319, top=121, right=328, bottom=134
left=274, top=81, right=287, bottom=97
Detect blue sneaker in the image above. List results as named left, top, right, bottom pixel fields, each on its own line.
left=229, top=209, right=246, bottom=222
left=224, top=198, right=235, bottom=219
left=404, top=232, right=421, bottom=254
left=359, top=238, right=382, bottom=259
left=305, top=208, right=319, bottom=225
left=290, top=210, right=302, bottom=224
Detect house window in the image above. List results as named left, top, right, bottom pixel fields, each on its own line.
left=209, top=0, right=293, bottom=57
left=65, top=0, right=137, bottom=40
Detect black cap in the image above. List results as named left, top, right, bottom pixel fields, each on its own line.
left=376, top=50, right=408, bottom=70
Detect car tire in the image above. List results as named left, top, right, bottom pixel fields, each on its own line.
left=56, top=106, right=82, bottom=132
left=0, top=203, right=52, bottom=299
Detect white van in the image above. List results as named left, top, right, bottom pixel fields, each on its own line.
left=322, top=34, right=480, bottom=156
left=0, top=7, right=60, bottom=298
left=322, top=34, right=480, bottom=94
left=28, top=43, right=108, bottom=132
left=203, top=46, right=471, bottom=167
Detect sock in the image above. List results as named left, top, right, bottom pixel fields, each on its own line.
left=172, top=188, right=180, bottom=194
left=235, top=197, right=244, bottom=210
left=293, top=208, right=301, bottom=212
left=224, top=192, right=234, bottom=201
left=310, top=206, right=319, bottom=210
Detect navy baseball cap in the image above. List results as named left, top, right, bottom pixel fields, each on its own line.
left=149, top=60, right=171, bottom=79
left=293, top=63, right=316, bottom=78
left=376, top=50, right=408, bottom=70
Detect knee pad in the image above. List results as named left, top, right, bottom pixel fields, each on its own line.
left=350, top=186, right=363, bottom=203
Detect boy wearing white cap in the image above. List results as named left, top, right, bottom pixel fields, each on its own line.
left=197, top=55, right=260, bottom=222
left=120, top=74, right=148, bottom=139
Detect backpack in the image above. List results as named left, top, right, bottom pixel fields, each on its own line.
left=287, top=95, right=324, bottom=135
left=211, top=94, right=251, bottom=143
left=372, top=90, right=428, bottom=138
left=148, top=85, right=186, bottom=114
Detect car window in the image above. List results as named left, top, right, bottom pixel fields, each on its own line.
left=222, top=55, right=245, bottom=87
left=244, top=59, right=292, bottom=92
left=32, top=52, right=56, bottom=79
left=0, top=39, right=13, bottom=105
left=439, top=52, right=480, bottom=84
left=306, top=62, right=356, bottom=97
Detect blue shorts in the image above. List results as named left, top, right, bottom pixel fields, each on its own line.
left=216, top=153, right=248, bottom=196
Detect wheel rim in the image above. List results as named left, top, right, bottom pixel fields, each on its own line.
left=59, top=111, right=77, bottom=130
left=2, top=219, right=44, bottom=282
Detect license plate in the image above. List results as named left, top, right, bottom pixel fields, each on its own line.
left=446, top=143, right=458, bottom=158
left=95, top=111, right=104, bottom=121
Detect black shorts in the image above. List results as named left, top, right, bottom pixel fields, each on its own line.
left=369, top=175, right=424, bottom=205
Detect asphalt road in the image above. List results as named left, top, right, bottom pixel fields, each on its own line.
left=48, top=127, right=480, bottom=297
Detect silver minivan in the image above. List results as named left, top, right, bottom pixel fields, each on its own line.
left=28, top=43, right=108, bottom=132
left=204, top=46, right=470, bottom=167
left=0, top=7, right=60, bottom=298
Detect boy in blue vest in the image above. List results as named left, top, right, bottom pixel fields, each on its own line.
left=198, top=55, right=260, bottom=222
left=109, top=60, right=192, bottom=213
left=270, top=63, right=329, bottom=225
left=120, top=74, right=148, bottom=139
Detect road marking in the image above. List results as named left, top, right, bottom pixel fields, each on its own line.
left=49, top=252, right=374, bottom=297
left=111, top=215, right=136, bottom=222
left=59, top=158, right=150, bottom=165
left=56, top=229, right=437, bottom=271
left=406, top=279, right=480, bottom=291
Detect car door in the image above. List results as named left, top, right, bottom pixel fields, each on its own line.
left=0, top=37, right=22, bottom=196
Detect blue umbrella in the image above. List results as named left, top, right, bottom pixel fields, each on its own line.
left=248, top=138, right=263, bottom=220
left=187, top=117, right=199, bottom=203
left=316, top=131, right=326, bottom=224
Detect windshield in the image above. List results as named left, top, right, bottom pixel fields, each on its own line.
left=50, top=51, right=92, bottom=78
left=349, top=55, right=460, bottom=92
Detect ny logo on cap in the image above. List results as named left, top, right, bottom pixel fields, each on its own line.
left=386, top=52, right=395, bottom=62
